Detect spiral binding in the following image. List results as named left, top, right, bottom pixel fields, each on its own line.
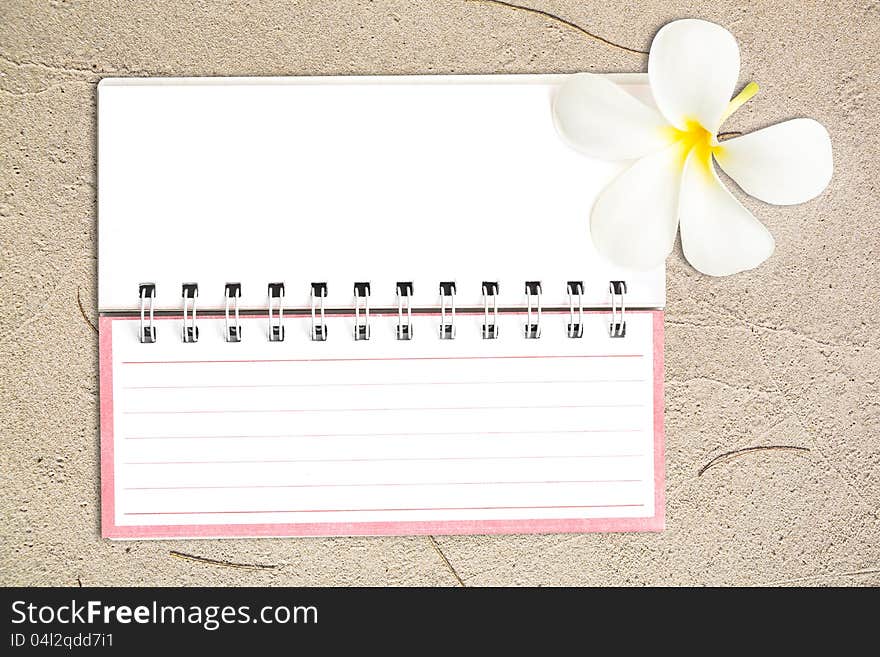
left=138, top=283, right=157, bottom=343
left=181, top=283, right=199, bottom=343
left=609, top=280, right=627, bottom=338
left=439, top=282, right=456, bottom=340
left=225, top=283, right=242, bottom=342
left=396, top=282, right=414, bottom=340
left=523, top=281, right=542, bottom=339
left=311, top=282, right=328, bottom=341
left=482, top=281, right=500, bottom=340
left=134, top=279, right=630, bottom=343
left=353, top=282, right=371, bottom=341
left=268, top=283, right=285, bottom=342
left=567, top=281, right=584, bottom=339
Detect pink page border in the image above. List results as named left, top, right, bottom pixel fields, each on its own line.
left=99, top=311, right=664, bottom=538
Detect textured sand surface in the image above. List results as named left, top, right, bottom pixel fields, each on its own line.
left=1, top=0, right=878, bottom=586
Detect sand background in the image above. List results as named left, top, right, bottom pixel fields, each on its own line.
left=1, top=0, right=878, bottom=586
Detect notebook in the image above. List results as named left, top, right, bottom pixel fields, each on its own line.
left=98, top=74, right=665, bottom=539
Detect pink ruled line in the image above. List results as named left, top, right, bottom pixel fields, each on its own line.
left=122, top=403, right=644, bottom=416
left=124, top=503, right=645, bottom=516
left=123, top=378, right=647, bottom=390
left=124, top=479, right=643, bottom=490
left=121, top=354, right=644, bottom=365
left=124, top=428, right=642, bottom=440
left=124, top=453, right=643, bottom=465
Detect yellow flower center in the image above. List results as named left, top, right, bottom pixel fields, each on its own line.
left=663, top=82, right=760, bottom=178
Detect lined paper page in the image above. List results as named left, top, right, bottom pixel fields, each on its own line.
left=103, top=311, right=660, bottom=537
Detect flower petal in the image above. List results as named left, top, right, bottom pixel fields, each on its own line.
left=590, top=142, right=685, bottom=270
left=648, top=19, right=740, bottom=133
left=714, top=118, right=833, bottom=205
left=553, top=73, right=673, bottom=160
left=679, top=150, right=775, bottom=276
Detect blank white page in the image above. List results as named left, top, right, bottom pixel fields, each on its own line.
left=98, top=74, right=665, bottom=312
left=100, top=311, right=663, bottom=538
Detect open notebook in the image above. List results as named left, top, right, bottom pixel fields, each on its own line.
left=98, top=74, right=665, bottom=539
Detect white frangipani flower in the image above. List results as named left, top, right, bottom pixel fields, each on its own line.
left=553, top=18, right=833, bottom=276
